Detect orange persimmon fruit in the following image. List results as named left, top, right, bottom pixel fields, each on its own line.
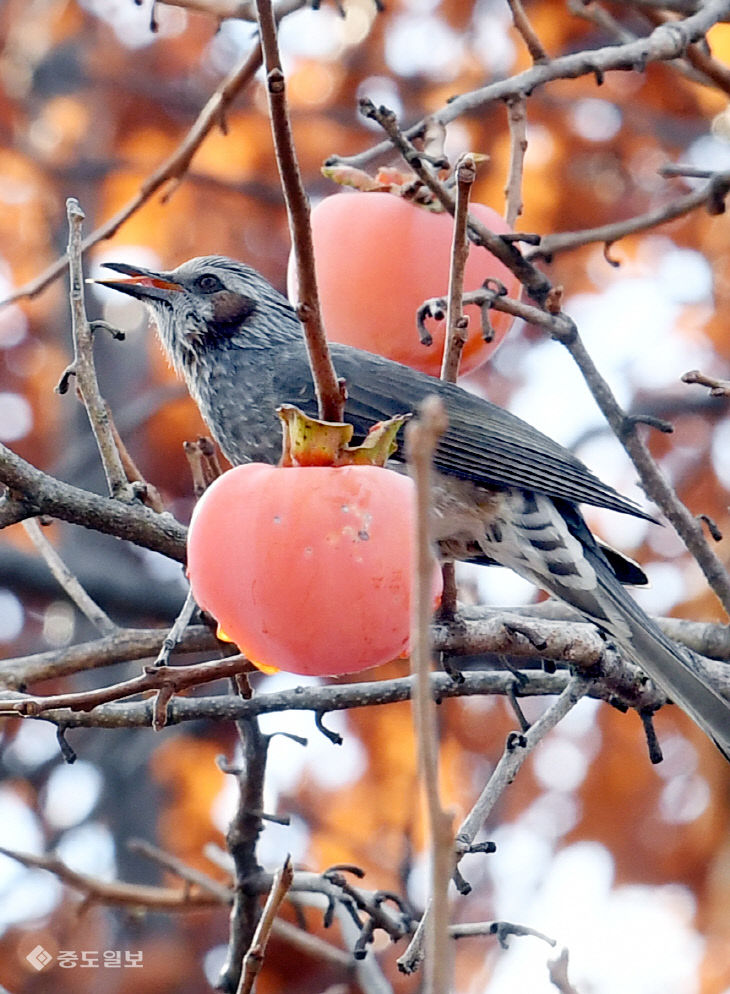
left=288, top=193, right=520, bottom=377
left=187, top=462, right=442, bottom=676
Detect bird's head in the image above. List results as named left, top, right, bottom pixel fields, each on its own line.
left=94, top=255, right=301, bottom=377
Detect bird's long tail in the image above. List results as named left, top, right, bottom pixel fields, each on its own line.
left=590, top=562, right=730, bottom=761
left=474, top=487, right=730, bottom=759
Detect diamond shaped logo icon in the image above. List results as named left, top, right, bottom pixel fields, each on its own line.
left=26, top=944, right=53, bottom=971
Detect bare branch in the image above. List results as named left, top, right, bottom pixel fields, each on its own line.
left=406, top=397, right=453, bottom=994
left=504, top=96, right=528, bottom=228
left=0, top=845, right=221, bottom=911
left=254, top=0, right=344, bottom=423
left=238, top=856, right=294, bottom=994
left=506, top=0, right=548, bottom=63
left=398, top=675, right=590, bottom=975
left=0, top=441, right=188, bottom=562
left=1, top=43, right=264, bottom=307
left=640, top=4, right=730, bottom=94
left=218, top=716, right=270, bottom=992
left=441, top=155, right=476, bottom=383
left=0, top=625, right=216, bottom=689
left=562, top=334, right=730, bottom=616
left=64, top=199, right=133, bottom=500
left=338, top=3, right=730, bottom=177
left=530, top=170, right=730, bottom=260
left=682, top=368, right=730, bottom=398
left=0, top=654, right=253, bottom=717
left=22, top=518, right=118, bottom=636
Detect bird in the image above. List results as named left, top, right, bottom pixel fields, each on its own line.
left=96, top=254, right=730, bottom=760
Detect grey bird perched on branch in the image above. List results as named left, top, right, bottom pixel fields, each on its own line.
left=97, top=255, right=730, bottom=760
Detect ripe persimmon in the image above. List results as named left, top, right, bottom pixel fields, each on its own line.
left=288, top=193, right=520, bottom=376
left=187, top=462, right=441, bottom=676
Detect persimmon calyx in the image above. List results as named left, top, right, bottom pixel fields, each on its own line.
left=321, top=152, right=489, bottom=211
left=276, top=404, right=410, bottom=468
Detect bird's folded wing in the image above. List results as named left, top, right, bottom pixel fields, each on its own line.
left=325, top=346, right=655, bottom=522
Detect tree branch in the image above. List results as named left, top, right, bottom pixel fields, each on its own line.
left=254, top=0, right=344, bottom=422
left=0, top=441, right=187, bottom=561
left=530, top=169, right=730, bottom=260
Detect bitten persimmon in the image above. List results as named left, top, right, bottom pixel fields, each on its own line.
left=187, top=463, right=442, bottom=677
left=288, top=193, right=520, bottom=377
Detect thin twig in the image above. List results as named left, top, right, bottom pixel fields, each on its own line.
left=337, top=3, right=730, bottom=175
left=529, top=169, right=730, bottom=259
left=0, top=666, right=659, bottom=730
left=0, top=845, right=220, bottom=911
left=238, top=856, right=294, bottom=994
left=106, top=406, right=166, bottom=512
left=0, top=441, right=188, bottom=561
left=504, top=96, right=528, bottom=228
left=0, top=654, right=253, bottom=717
left=1, top=38, right=269, bottom=307
left=0, top=626, right=217, bottom=689
left=398, top=675, right=590, bottom=975
left=218, top=717, right=271, bottom=993
left=456, top=676, right=590, bottom=845
left=22, top=518, right=118, bottom=636
left=562, top=334, right=730, bottom=616
left=406, top=397, right=453, bottom=994
left=424, top=286, right=577, bottom=340
left=64, top=199, right=133, bottom=501
left=254, top=0, right=344, bottom=423
left=507, top=0, right=548, bottom=62
left=155, top=588, right=199, bottom=666
left=441, top=155, right=475, bottom=383
left=450, top=920, right=555, bottom=946
left=682, top=368, right=730, bottom=398
left=437, top=157, right=476, bottom=618
left=128, top=838, right=233, bottom=901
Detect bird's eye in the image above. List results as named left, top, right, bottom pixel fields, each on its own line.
left=197, top=274, right=224, bottom=293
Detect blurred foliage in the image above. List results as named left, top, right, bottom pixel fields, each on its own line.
left=0, top=1, right=729, bottom=992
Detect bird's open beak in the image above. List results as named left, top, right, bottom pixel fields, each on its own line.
left=89, top=262, right=184, bottom=301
